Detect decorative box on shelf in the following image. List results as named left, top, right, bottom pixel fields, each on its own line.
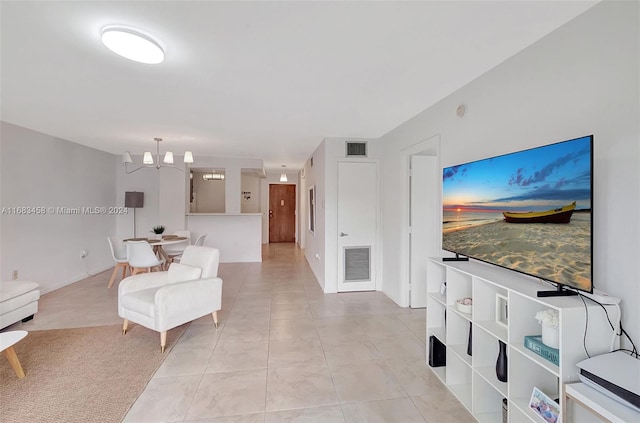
left=524, top=335, right=559, bottom=366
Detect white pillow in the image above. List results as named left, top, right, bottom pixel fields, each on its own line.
left=167, top=263, right=202, bottom=284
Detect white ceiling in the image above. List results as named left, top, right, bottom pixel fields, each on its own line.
left=0, top=1, right=598, bottom=170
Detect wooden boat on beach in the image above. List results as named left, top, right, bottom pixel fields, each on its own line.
left=503, top=202, right=576, bottom=224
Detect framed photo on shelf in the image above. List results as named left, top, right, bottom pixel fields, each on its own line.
left=529, top=387, right=560, bottom=423
left=495, top=293, right=508, bottom=327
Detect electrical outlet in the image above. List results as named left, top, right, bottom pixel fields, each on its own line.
left=80, top=250, right=88, bottom=259
left=12, top=270, right=18, bottom=280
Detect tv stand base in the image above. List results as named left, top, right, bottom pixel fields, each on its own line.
left=443, top=253, right=469, bottom=262
left=537, top=285, right=578, bottom=297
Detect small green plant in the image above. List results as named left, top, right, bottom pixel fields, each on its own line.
left=151, top=225, right=165, bottom=234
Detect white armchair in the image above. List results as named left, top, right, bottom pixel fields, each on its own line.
left=118, top=246, right=223, bottom=352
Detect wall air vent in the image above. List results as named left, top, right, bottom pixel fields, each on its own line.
left=346, top=141, right=367, bottom=157
left=344, top=247, right=371, bottom=281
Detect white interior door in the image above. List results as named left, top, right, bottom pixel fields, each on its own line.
left=337, top=161, right=378, bottom=292
left=409, top=155, right=439, bottom=307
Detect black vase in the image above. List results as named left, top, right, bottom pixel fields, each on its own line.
left=496, top=340, right=508, bottom=382
left=467, top=322, right=472, bottom=356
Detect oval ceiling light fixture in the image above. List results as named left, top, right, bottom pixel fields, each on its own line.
left=101, top=26, right=165, bottom=64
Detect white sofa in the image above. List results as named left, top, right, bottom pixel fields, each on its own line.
left=0, top=281, right=40, bottom=329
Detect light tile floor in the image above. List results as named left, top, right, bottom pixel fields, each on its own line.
left=10, top=243, right=475, bottom=423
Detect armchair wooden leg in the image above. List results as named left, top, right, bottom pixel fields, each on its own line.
left=212, top=311, right=218, bottom=328
left=122, top=319, right=129, bottom=335
left=160, top=331, right=167, bottom=353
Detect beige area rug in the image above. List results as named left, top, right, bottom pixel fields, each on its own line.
left=0, top=323, right=188, bottom=423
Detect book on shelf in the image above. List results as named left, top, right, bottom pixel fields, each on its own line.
left=524, top=335, right=559, bottom=366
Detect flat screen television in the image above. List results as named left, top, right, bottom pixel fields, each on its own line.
left=442, top=135, right=593, bottom=296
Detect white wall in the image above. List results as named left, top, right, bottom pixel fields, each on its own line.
left=241, top=173, right=261, bottom=213
left=301, top=142, right=326, bottom=288
left=1, top=122, right=116, bottom=293
left=380, top=1, right=639, bottom=345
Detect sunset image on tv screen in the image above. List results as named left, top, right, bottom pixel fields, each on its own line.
left=442, top=135, right=592, bottom=292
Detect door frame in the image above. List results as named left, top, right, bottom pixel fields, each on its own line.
left=399, top=135, right=441, bottom=307
left=336, top=159, right=382, bottom=292
left=409, top=154, right=439, bottom=308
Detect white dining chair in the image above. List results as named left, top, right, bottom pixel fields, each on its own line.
left=164, top=230, right=191, bottom=263
left=107, top=236, right=130, bottom=288
left=194, top=234, right=207, bottom=246
left=126, top=241, right=165, bottom=275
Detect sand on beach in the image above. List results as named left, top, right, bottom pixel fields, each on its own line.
left=442, top=213, right=591, bottom=290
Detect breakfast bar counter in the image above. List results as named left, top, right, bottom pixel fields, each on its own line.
left=186, top=213, right=262, bottom=263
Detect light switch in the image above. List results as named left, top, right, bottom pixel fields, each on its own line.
left=281, top=200, right=284, bottom=206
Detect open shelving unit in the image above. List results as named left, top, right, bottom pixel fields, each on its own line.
left=426, top=258, right=619, bottom=423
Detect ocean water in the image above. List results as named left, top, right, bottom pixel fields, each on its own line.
left=443, top=210, right=503, bottom=232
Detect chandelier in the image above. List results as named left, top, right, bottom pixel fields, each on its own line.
left=122, top=138, right=194, bottom=174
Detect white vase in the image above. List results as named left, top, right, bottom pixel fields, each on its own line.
left=541, top=325, right=559, bottom=349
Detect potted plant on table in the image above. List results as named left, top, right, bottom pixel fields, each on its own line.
left=151, top=225, right=165, bottom=240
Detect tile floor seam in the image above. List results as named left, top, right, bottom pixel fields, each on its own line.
left=311, top=296, right=346, bottom=410
left=174, top=373, right=206, bottom=423
left=406, top=393, right=429, bottom=423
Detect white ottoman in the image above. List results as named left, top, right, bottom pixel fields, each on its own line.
left=0, top=281, right=40, bottom=329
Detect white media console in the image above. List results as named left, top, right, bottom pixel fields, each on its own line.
left=426, top=258, right=619, bottom=423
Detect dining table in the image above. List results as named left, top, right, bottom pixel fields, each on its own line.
left=123, top=236, right=189, bottom=269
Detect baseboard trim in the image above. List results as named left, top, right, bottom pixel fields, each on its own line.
left=39, top=264, right=112, bottom=295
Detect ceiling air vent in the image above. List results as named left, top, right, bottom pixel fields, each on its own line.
left=346, top=141, right=367, bottom=157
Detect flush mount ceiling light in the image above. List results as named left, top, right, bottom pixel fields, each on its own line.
left=122, top=137, right=193, bottom=174
left=101, top=26, right=165, bottom=64
left=280, top=165, right=288, bottom=182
